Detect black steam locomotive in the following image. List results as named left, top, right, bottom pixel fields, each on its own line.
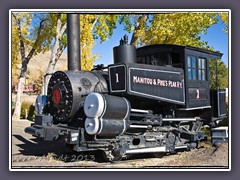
left=25, top=15, right=226, bottom=161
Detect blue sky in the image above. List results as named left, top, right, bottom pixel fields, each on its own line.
left=93, top=22, right=132, bottom=66
left=93, top=20, right=229, bottom=67
left=200, top=21, right=229, bottom=66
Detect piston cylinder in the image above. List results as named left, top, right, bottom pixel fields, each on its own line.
left=84, top=93, right=131, bottom=136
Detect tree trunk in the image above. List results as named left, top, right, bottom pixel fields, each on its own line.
left=43, top=14, right=66, bottom=95
left=12, top=76, right=25, bottom=120
left=43, top=44, right=66, bottom=94
left=44, top=38, right=60, bottom=95
left=12, top=13, right=47, bottom=120
left=12, top=57, right=30, bottom=120
left=130, top=15, right=148, bottom=45
left=12, top=14, right=27, bottom=121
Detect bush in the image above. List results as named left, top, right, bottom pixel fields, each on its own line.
left=12, top=101, right=15, bottom=116
left=218, top=118, right=228, bottom=126
left=21, top=101, right=35, bottom=120
left=12, top=101, right=15, bottom=109
left=28, top=104, right=36, bottom=120
left=201, top=125, right=211, bottom=137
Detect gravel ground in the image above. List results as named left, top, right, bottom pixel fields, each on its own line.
left=11, top=119, right=229, bottom=170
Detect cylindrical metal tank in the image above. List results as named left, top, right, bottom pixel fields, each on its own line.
left=84, top=93, right=131, bottom=137
left=46, top=71, right=108, bottom=123
left=113, top=35, right=137, bottom=64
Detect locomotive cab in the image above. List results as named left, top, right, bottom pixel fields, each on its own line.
left=135, top=44, right=226, bottom=118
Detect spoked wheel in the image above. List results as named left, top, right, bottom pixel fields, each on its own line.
left=101, top=150, right=123, bottom=162
left=187, top=142, right=199, bottom=151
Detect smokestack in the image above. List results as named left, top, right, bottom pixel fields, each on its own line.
left=113, top=35, right=137, bottom=64
left=67, top=14, right=81, bottom=71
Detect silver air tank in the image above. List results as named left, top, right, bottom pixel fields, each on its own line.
left=113, top=35, right=137, bottom=64
left=84, top=93, right=131, bottom=137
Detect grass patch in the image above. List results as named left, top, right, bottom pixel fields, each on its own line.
left=21, top=101, right=35, bottom=120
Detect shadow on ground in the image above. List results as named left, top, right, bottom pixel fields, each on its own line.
left=13, top=134, right=73, bottom=156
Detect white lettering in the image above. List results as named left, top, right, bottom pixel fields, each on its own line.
left=116, top=73, right=119, bottom=83
left=196, top=89, right=200, bottom=99
left=132, top=76, right=183, bottom=88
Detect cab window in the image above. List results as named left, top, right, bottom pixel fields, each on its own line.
left=187, top=56, right=197, bottom=80
left=198, top=58, right=206, bottom=80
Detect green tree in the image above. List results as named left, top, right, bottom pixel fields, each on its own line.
left=120, top=13, right=228, bottom=89
left=80, top=14, right=119, bottom=70
left=42, top=14, right=120, bottom=94
left=127, top=13, right=218, bottom=48
left=12, top=12, right=52, bottom=120
left=219, top=12, right=228, bottom=34
left=209, top=59, right=228, bottom=89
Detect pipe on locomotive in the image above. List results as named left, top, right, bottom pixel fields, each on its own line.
left=67, top=14, right=81, bottom=71
left=113, top=34, right=137, bottom=64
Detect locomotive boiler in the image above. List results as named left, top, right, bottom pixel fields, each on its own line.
left=25, top=14, right=227, bottom=161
